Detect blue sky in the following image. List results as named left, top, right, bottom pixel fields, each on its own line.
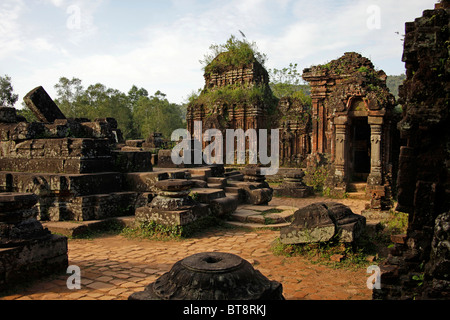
left=0, top=0, right=438, bottom=106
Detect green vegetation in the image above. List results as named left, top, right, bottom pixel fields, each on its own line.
left=121, top=216, right=233, bottom=240
left=0, top=74, right=19, bottom=107
left=17, top=77, right=186, bottom=140
left=268, top=63, right=311, bottom=101
left=271, top=209, right=409, bottom=269
left=304, top=166, right=330, bottom=194
left=386, top=74, right=406, bottom=99
left=271, top=237, right=374, bottom=270
left=192, top=83, right=278, bottom=112
left=200, top=35, right=267, bottom=75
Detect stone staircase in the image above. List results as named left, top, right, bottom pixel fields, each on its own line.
left=346, top=182, right=369, bottom=200
left=186, top=167, right=240, bottom=217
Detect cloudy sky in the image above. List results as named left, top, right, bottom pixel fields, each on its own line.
left=0, top=0, right=437, bottom=106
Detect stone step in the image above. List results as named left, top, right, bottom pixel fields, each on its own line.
left=190, top=179, right=208, bottom=188
left=224, top=220, right=290, bottom=230
left=189, top=168, right=211, bottom=178
left=347, top=191, right=369, bottom=200
left=190, top=188, right=226, bottom=203
left=207, top=183, right=224, bottom=189
left=210, top=195, right=239, bottom=216
left=191, top=174, right=207, bottom=181
left=224, top=172, right=244, bottom=181
left=224, top=186, right=240, bottom=194
left=347, top=182, right=367, bottom=192
left=207, top=177, right=227, bottom=188
left=42, top=216, right=136, bottom=238
left=228, top=205, right=296, bottom=229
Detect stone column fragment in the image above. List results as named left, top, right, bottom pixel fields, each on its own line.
left=23, top=86, right=66, bottom=123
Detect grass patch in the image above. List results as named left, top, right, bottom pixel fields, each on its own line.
left=270, top=210, right=410, bottom=269
left=271, top=236, right=376, bottom=270
left=121, top=216, right=234, bottom=241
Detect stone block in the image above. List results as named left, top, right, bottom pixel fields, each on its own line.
left=210, top=195, right=238, bottom=216
left=280, top=202, right=366, bottom=244
left=190, top=188, right=225, bottom=204
left=157, top=149, right=178, bottom=168
left=274, top=186, right=313, bottom=198
left=67, top=192, right=138, bottom=221
left=0, top=122, right=46, bottom=141
left=123, top=172, right=169, bottom=192
left=112, top=150, right=153, bottom=173
left=0, top=235, right=68, bottom=292
left=23, top=86, right=66, bottom=123
left=125, top=140, right=145, bottom=148
left=135, top=203, right=210, bottom=227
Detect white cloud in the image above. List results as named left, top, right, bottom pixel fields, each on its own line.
left=6, top=0, right=440, bottom=107
left=0, top=0, right=26, bottom=59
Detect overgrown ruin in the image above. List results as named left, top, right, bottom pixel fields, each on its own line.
left=186, top=51, right=311, bottom=168
left=0, top=1, right=449, bottom=301
left=375, top=1, right=450, bottom=300
left=302, top=52, right=399, bottom=208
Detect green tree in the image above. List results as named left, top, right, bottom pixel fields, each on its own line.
left=127, top=85, right=149, bottom=112
left=386, top=74, right=406, bottom=99
left=0, top=75, right=19, bottom=107
left=133, top=91, right=184, bottom=139
left=54, top=77, right=84, bottom=117
left=268, top=63, right=311, bottom=99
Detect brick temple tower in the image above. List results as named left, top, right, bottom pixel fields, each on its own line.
left=303, top=52, right=398, bottom=208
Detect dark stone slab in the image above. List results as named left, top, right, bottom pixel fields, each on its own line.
left=23, top=86, right=66, bottom=123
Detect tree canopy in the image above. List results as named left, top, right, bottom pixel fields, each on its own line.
left=16, top=76, right=186, bottom=140
left=0, top=75, right=19, bottom=107
left=268, top=63, right=312, bottom=106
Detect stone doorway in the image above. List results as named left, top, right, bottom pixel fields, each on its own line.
left=349, top=117, right=371, bottom=182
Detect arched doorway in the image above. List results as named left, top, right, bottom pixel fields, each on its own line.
left=349, top=117, right=371, bottom=182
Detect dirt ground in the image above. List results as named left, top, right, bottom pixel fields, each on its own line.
left=1, top=196, right=380, bottom=301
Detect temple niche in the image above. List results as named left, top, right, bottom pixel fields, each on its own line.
left=302, top=52, right=398, bottom=208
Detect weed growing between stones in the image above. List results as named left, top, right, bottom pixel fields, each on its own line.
left=271, top=236, right=376, bottom=270
left=121, top=216, right=234, bottom=240
left=271, top=210, right=409, bottom=270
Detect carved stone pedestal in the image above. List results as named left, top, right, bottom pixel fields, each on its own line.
left=129, top=252, right=284, bottom=300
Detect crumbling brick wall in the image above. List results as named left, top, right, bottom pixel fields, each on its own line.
left=375, top=2, right=450, bottom=300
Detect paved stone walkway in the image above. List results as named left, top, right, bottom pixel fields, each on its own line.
left=1, top=196, right=375, bottom=300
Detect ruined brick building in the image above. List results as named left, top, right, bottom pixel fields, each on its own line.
left=302, top=53, right=399, bottom=207
left=187, top=46, right=399, bottom=210
left=375, top=2, right=450, bottom=299
left=186, top=51, right=311, bottom=167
